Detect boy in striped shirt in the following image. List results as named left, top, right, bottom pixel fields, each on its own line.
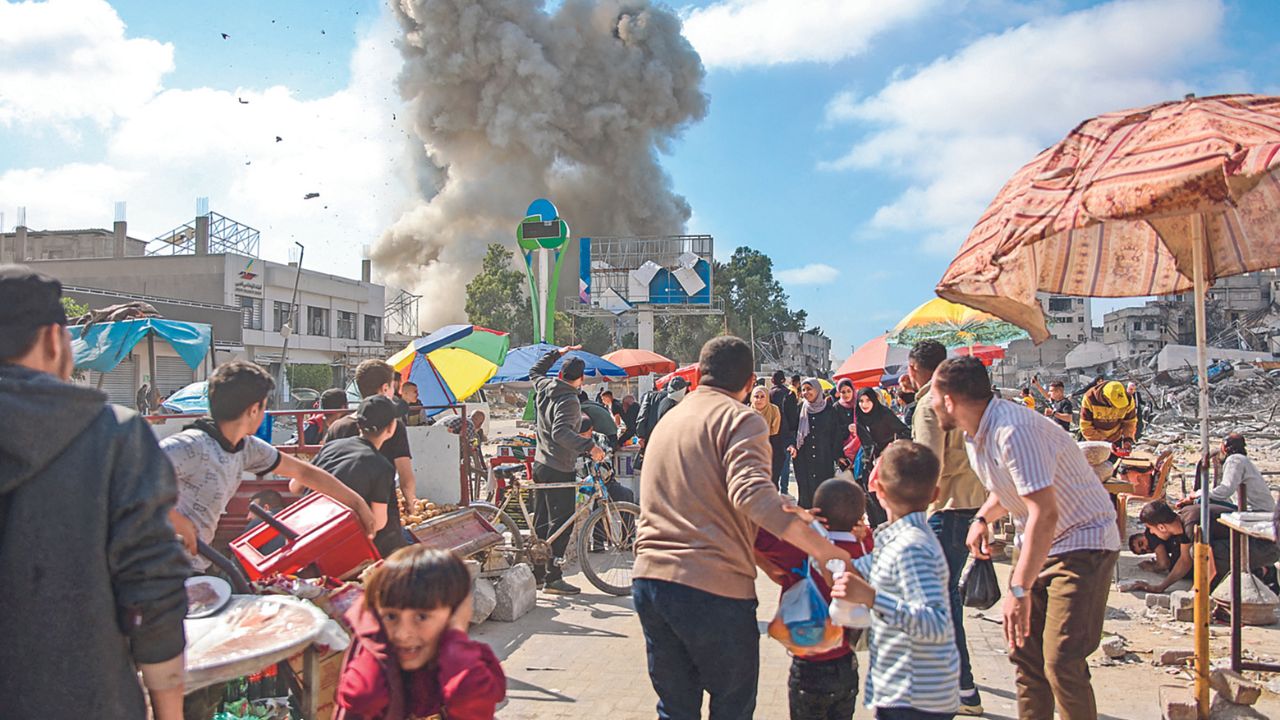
left=834, top=441, right=960, bottom=719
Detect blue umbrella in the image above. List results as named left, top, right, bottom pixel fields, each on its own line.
left=489, top=343, right=627, bottom=384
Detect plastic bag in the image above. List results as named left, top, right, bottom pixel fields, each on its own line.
left=767, top=572, right=844, bottom=657
left=958, top=557, right=1001, bottom=610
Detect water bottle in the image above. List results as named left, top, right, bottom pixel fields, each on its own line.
left=826, top=558, right=871, bottom=629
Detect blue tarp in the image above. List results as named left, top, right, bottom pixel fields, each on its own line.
left=490, top=343, right=626, bottom=384
left=72, top=318, right=212, bottom=374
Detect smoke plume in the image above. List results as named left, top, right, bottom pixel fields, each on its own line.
left=372, top=0, right=709, bottom=330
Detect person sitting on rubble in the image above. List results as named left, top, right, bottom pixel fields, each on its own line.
left=1131, top=499, right=1280, bottom=594
left=1128, top=530, right=1180, bottom=573
left=1176, top=433, right=1276, bottom=514
left=1079, top=380, right=1138, bottom=447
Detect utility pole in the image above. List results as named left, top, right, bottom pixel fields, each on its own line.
left=277, top=242, right=305, bottom=407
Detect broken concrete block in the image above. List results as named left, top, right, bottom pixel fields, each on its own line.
left=471, top=577, right=496, bottom=625
left=1101, top=636, right=1128, bottom=659
left=490, top=563, right=536, bottom=622
left=1174, top=606, right=1195, bottom=622
left=1157, top=648, right=1194, bottom=666
left=1160, top=684, right=1197, bottom=720
left=1210, top=668, right=1261, bottom=706
left=1147, top=593, right=1172, bottom=609
left=1171, top=590, right=1195, bottom=610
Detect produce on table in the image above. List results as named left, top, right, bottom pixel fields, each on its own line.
left=396, top=491, right=459, bottom=526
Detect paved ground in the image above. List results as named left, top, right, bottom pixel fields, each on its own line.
left=472, top=556, right=1280, bottom=719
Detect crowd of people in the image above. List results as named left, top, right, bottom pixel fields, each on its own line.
left=5, top=260, right=1277, bottom=720
left=627, top=334, right=1134, bottom=720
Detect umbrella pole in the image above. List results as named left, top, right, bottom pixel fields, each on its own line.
left=1191, top=213, right=1211, bottom=719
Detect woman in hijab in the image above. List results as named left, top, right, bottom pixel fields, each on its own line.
left=750, top=385, right=782, bottom=462
left=855, top=387, right=910, bottom=526
left=833, top=379, right=860, bottom=467
left=787, top=378, right=850, bottom=508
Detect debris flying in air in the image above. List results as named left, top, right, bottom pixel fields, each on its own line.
left=221, top=33, right=230, bottom=40
left=304, top=193, right=320, bottom=200
left=275, top=136, right=283, bottom=142
left=372, top=0, right=708, bottom=328
left=237, top=98, right=249, bottom=105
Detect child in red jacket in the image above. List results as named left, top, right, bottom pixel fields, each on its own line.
left=336, top=547, right=506, bottom=720
left=755, top=477, right=873, bottom=720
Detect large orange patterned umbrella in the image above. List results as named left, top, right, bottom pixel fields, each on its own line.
left=936, top=94, right=1280, bottom=716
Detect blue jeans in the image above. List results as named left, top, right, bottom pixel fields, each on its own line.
left=632, top=578, right=760, bottom=720
left=928, top=509, right=976, bottom=693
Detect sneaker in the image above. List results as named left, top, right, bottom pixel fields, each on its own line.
left=542, top=579, right=582, bottom=595
left=957, top=689, right=984, bottom=716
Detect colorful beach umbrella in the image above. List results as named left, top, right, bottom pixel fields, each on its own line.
left=388, top=325, right=510, bottom=407
left=601, top=349, right=678, bottom=377
left=887, top=298, right=1027, bottom=349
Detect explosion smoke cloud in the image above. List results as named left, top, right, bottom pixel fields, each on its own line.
left=373, top=0, right=708, bottom=329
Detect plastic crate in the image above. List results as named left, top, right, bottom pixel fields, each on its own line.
left=230, top=493, right=380, bottom=581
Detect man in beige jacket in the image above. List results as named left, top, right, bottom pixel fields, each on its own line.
left=633, top=336, right=852, bottom=720
left=909, top=339, right=987, bottom=716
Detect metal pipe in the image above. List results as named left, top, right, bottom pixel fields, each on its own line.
left=1191, top=213, right=1211, bottom=719
left=277, top=242, right=305, bottom=407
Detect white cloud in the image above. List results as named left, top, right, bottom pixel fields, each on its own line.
left=0, top=5, right=412, bottom=279
left=822, top=0, right=1225, bottom=255
left=777, top=263, right=839, bottom=285
left=681, top=0, right=937, bottom=69
left=0, top=0, right=173, bottom=128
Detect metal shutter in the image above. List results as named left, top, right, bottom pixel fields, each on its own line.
left=95, top=357, right=137, bottom=406
left=155, top=356, right=195, bottom=398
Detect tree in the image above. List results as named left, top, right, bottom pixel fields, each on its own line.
left=716, top=248, right=807, bottom=340
left=287, top=364, right=334, bottom=391
left=562, top=315, right=613, bottom=355
left=465, top=244, right=533, bottom=344
left=60, top=296, right=88, bottom=323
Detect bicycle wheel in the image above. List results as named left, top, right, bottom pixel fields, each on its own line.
left=469, top=502, right=526, bottom=564
left=575, top=500, right=640, bottom=596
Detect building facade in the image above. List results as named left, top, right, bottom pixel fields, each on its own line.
left=25, top=208, right=388, bottom=403
left=1036, top=292, right=1092, bottom=343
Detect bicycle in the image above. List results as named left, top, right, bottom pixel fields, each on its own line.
left=470, top=455, right=640, bottom=596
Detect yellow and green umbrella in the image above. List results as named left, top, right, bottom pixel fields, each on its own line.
left=887, top=297, right=1028, bottom=349
left=388, top=325, right=510, bottom=404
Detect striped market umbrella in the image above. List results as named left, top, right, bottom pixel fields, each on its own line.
left=934, top=94, right=1280, bottom=713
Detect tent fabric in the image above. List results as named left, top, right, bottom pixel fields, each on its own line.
left=490, top=343, right=626, bottom=384
left=655, top=363, right=699, bottom=390
left=72, top=318, right=212, bottom=374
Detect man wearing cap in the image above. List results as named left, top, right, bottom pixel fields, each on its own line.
left=305, top=395, right=407, bottom=558
left=530, top=345, right=606, bottom=595
left=652, top=375, right=688, bottom=432
left=1079, top=380, right=1138, bottom=446
left=0, top=266, right=190, bottom=719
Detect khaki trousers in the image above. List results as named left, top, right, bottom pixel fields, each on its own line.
left=1011, top=548, right=1119, bottom=720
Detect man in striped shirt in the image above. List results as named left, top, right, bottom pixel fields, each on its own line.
left=835, top=441, right=960, bottom=719
left=930, top=357, right=1119, bottom=720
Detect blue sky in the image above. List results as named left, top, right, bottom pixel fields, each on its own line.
left=2, top=0, right=1279, bottom=362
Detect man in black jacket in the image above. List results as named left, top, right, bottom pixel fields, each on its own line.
left=531, top=345, right=605, bottom=594
left=0, top=266, right=190, bottom=719
left=769, top=370, right=799, bottom=494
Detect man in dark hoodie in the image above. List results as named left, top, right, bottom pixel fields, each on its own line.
left=0, top=266, right=189, bottom=719
left=530, top=345, right=606, bottom=595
